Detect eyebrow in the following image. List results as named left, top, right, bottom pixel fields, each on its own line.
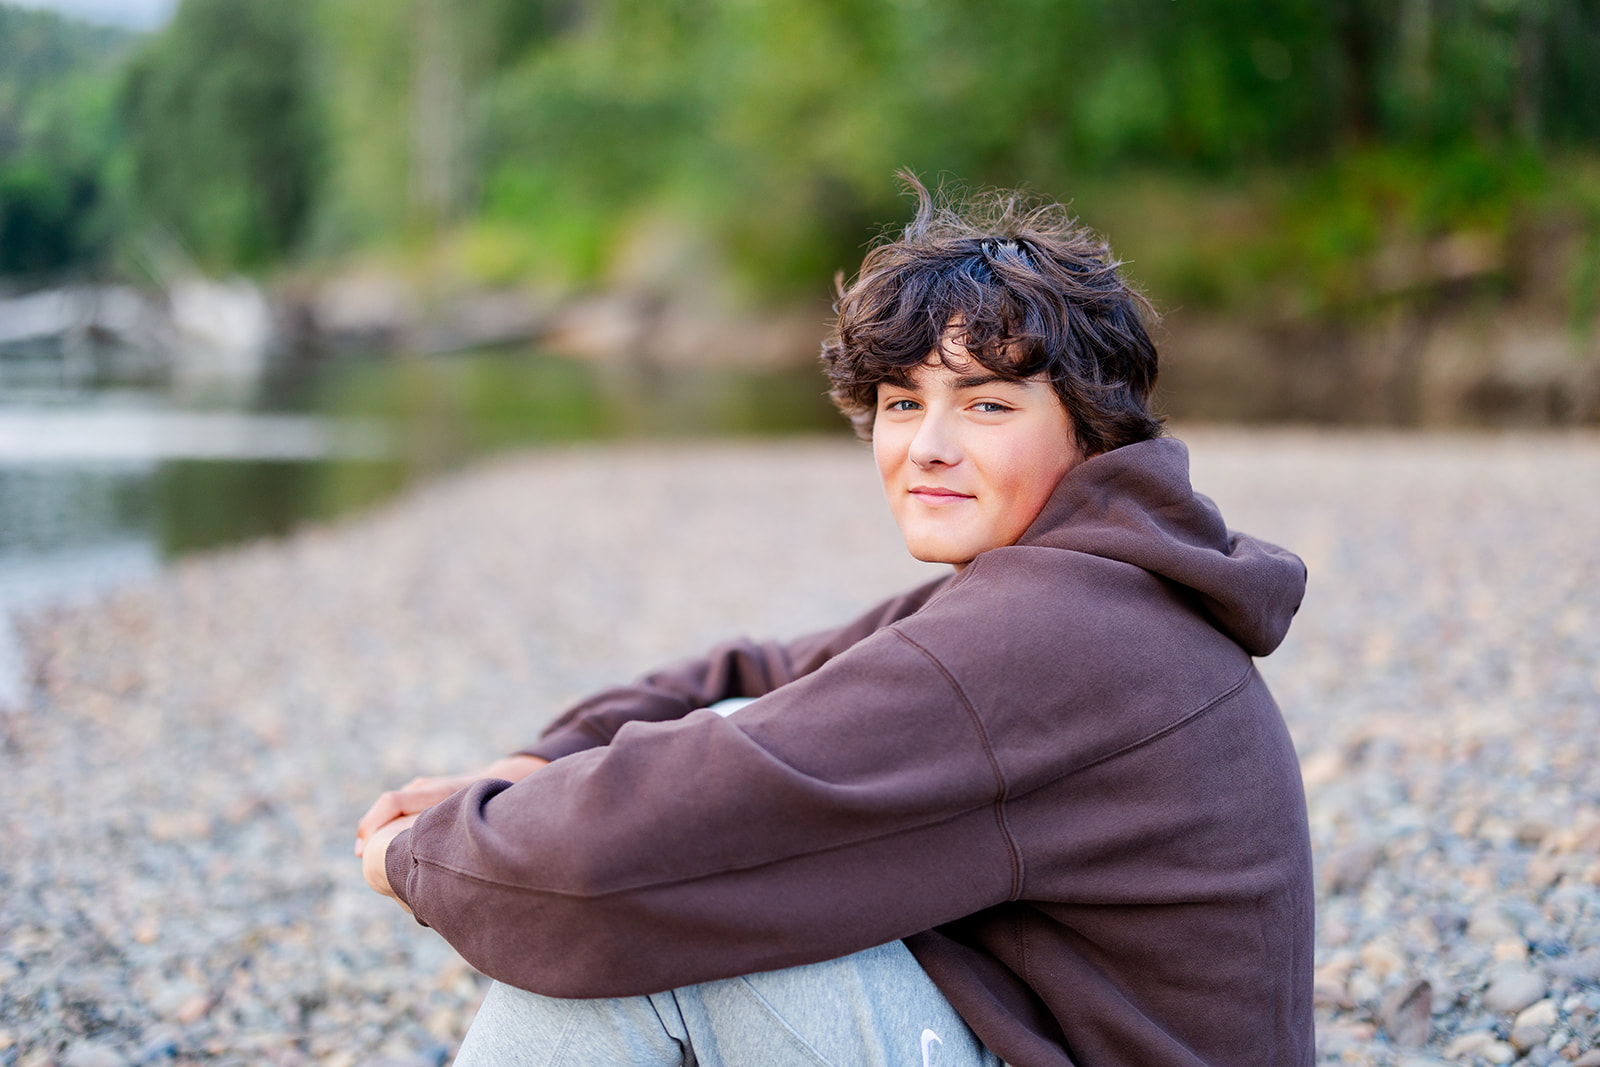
left=878, top=369, right=1030, bottom=392
left=952, top=372, right=1012, bottom=389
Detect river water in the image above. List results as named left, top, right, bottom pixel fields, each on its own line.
left=0, top=340, right=842, bottom=705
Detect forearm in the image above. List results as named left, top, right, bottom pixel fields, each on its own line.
left=525, top=575, right=952, bottom=761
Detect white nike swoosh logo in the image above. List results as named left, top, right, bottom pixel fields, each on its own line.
left=921, top=1028, right=942, bottom=1067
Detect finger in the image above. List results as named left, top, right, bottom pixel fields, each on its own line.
left=356, top=794, right=412, bottom=856
left=356, top=779, right=465, bottom=843
left=356, top=790, right=409, bottom=843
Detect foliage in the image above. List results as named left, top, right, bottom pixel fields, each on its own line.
left=0, top=4, right=129, bottom=158
left=445, top=0, right=1600, bottom=302
left=0, top=4, right=131, bottom=277
left=1071, top=143, right=1554, bottom=321
left=118, top=0, right=323, bottom=270
left=2, top=0, right=1598, bottom=318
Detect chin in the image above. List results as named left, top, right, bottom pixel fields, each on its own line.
left=905, top=540, right=974, bottom=567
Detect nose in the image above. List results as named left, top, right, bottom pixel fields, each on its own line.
left=908, top=406, right=961, bottom=469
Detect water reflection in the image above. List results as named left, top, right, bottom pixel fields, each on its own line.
left=0, top=409, right=390, bottom=461
left=0, top=343, right=843, bottom=562
left=0, top=463, right=151, bottom=553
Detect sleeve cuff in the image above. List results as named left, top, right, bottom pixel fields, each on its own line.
left=385, top=826, right=418, bottom=915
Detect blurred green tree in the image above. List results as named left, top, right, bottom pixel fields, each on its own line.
left=119, top=0, right=323, bottom=270
left=0, top=4, right=130, bottom=277
left=448, top=0, right=1600, bottom=294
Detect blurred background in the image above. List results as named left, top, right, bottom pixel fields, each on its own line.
left=1, top=0, right=1598, bottom=590
left=7, top=6, right=1600, bottom=1061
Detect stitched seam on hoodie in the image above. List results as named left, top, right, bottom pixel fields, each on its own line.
left=582, top=719, right=618, bottom=745
left=407, top=799, right=999, bottom=898
left=1047, top=663, right=1258, bottom=784
left=891, top=628, right=1025, bottom=903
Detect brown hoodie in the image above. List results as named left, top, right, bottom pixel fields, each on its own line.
left=386, top=437, right=1313, bottom=1066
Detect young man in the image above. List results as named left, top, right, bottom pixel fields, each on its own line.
left=357, top=179, right=1313, bottom=1066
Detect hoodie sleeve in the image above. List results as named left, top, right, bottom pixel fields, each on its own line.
left=521, top=575, right=952, bottom=762
left=386, top=623, right=1017, bottom=998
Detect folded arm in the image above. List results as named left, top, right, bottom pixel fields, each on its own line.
left=522, top=574, right=951, bottom=762
left=385, top=624, right=1014, bottom=998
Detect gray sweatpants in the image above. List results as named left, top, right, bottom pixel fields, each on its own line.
left=452, top=939, right=1005, bottom=1067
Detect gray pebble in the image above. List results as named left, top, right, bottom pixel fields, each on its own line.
left=1322, top=840, right=1385, bottom=895
left=1547, top=949, right=1600, bottom=983
left=129, top=1033, right=179, bottom=1065
left=1484, top=968, right=1550, bottom=1015
left=62, top=1043, right=128, bottom=1067
left=1379, top=978, right=1433, bottom=1048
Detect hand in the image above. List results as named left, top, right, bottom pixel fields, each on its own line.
left=361, top=812, right=417, bottom=907
left=354, top=754, right=549, bottom=857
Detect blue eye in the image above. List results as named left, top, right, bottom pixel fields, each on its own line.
left=973, top=402, right=1011, bottom=414
left=885, top=399, right=920, bottom=412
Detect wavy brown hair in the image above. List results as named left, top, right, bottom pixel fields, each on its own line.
left=821, top=174, right=1163, bottom=456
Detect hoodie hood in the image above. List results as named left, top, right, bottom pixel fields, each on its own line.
left=1016, top=437, right=1306, bottom=656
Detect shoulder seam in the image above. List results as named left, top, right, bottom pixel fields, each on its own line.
left=1054, top=662, right=1259, bottom=781
left=889, top=627, right=1025, bottom=902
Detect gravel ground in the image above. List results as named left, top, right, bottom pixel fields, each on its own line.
left=1, top=429, right=1597, bottom=1067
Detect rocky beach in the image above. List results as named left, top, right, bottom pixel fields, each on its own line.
left=2, top=429, right=1598, bottom=1066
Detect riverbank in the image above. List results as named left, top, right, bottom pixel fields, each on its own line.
left=2, top=430, right=1598, bottom=1066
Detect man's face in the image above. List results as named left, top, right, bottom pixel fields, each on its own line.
left=873, top=339, right=1084, bottom=571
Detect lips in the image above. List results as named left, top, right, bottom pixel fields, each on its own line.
left=909, top=486, right=975, bottom=504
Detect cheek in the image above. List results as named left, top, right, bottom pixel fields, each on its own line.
left=872, top=420, right=905, bottom=481
left=994, top=437, right=1076, bottom=514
